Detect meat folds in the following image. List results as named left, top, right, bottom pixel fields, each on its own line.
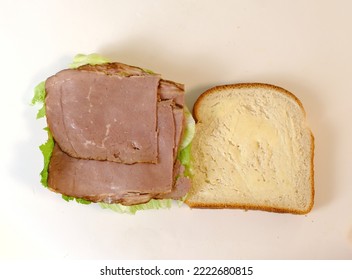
left=46, top=63, right=191, bottom=205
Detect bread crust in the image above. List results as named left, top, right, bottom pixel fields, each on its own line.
left=193, top=83, right=306, bottom=122
left=186, top=200, right=313, bottom=215
left=187, top=83, right=315, bottom=214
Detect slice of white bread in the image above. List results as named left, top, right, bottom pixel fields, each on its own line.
left=186, top=83, right=314, bottom=214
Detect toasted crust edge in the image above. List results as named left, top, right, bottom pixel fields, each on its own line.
left=187, top=83, right=315, bottom=215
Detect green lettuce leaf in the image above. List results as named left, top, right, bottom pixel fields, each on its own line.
left=31, top=81, right=46, bottom=119
left=176, top=106, right=195, bottom=177
left=100, top=199, right=173, bottom=215
left=32, top=81, right=54, bottom=187
left=39, top=128, right=54, bottom=188
left=62, top=195, right=91, bottom=205
left=177, top=143, right=193, bottom=177
left=69, top=53, right=110, bottom=69
left=179, top=106, right=195, bottom=150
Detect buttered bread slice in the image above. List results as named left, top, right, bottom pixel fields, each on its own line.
left=186, top=83, right=314, bottom=214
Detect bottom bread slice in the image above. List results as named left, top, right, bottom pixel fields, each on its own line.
left=185, top=83, right=314, bottom=214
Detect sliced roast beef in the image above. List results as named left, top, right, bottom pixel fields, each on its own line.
left=78, top=62, right=155, bottom=77
left=48, top=101, right=175, bottom=205
left=156, top=160, right=191, bottom=199
left=172, top=107, right=184, bottom=158
left=162, top=177, right=191, bottom=199
left=46, top=61, right=191, bottom=206
left=45, top=67, right=160, bottom=164
left=158, top=80, right=185, bottom=107
left=79, top=63, right=186, bottom=106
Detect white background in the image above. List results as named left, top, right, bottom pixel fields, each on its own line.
left=1, top=0, right=351, bottom=259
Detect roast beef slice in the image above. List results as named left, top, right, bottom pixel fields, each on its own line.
left=48, top=101, right=175, bottom=205
left=79, top=63, right=185, bottom=107
left=172, top=107, right=184, bottom=158
left=158, top=79, right=185, bottom=107
left=45, top=69, right=160, bottom=164
left=156, top=160, right=191, bottom=200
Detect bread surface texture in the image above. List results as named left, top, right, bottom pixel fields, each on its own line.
left=186, top=83, right=314, bottom=214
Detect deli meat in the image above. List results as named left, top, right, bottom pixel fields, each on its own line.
left=45, top=61, right=191, bottom=206
left=48, top=101, right=175, bottom=205
left=157, top=160, right=191, bottom=199
left=158, top=80, right=185, bottom=106
left=45, top=67, right=160, bottom=164
left=172, top=107, right=184, bottom=158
